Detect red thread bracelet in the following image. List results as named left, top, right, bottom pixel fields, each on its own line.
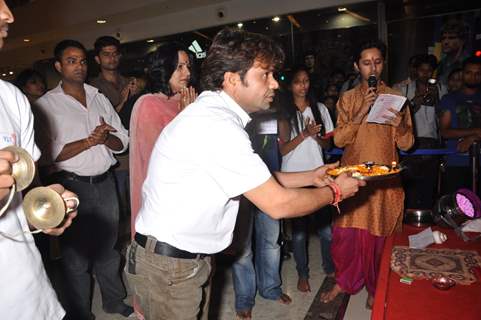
left=328, top=182, right=342, bottom=213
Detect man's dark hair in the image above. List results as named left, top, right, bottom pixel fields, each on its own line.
left=54, top=39, right=87, bottom=62
left=303, top=49, right=315, bottom=58
left=408, top=54, right=422, bottom=67
left=462, top=56, right=481, bottom=69
left=14, top=68, right=47, bottom=92
left=441, top=22, right=466, bottom=39
left=200, top=28, right=284, bottom=91
left=145, top=42, right=194, bottom=96
left=414, top=54, right=438, bottom=70
left=94, top=36, right=121, bottom=56
left=353, top=40, right=387, bottom=64
left=448, top=67, right=462, bottom=80
left=329, top=68, right=346, bottom=79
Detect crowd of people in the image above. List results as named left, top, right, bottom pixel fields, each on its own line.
left=1, top=0, right=480, bottom=319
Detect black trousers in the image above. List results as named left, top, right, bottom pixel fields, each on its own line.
left=56, top=173, right=127, bottom=320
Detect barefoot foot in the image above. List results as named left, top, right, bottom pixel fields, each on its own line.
left=320, top=284, right=344, bottom=303
left=278, top=292, right=292, bottom=305
left=297, top=277, right=311, bottom=292
left=365, top=294, right=374, bottom=309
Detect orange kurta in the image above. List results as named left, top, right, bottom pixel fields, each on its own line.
left=334, top=84, right=414, bottom=236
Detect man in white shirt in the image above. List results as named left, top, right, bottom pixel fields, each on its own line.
left=127, top=28, right=365, bottom=320
left=36, top=40, right=132, bottom=319
left=0, top=1, right=77, bottom=318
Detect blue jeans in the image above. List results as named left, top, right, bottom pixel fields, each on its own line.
left=292, top=206, right=335, bottom=279
left=56, top=173, right=128, bottom=320
left=232, top=207, right=282, bottom=312
left=232, top=134, right=282, bottom=312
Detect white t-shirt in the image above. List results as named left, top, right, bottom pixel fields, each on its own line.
left=0, top=80, right=65, bottom=319
left=36, top=82, right=129, bottom=176
left=135, top=91, right=271, bottom=254
left=281, top=103, right=334, bottom=172
left=399, top=80, right=447, bottom=139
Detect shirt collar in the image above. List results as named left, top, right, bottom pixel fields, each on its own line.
left=52, top=81, right=100, bottom=98
left=218, top=90, right=252, bottom=127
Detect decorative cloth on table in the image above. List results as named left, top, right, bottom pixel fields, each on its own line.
left=391, top=246, right=481, bottom=285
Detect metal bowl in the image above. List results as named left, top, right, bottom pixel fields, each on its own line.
left=404, top=209, right=434, bottom=227
left=432, top=276, right=456, bottom=290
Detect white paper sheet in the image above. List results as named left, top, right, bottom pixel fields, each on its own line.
left=367, top=94, right=407, bottom=124
left=408, top=227, right=435, bottom=249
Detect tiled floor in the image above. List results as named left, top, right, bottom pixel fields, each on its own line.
left=93, top=233, right=372, bottom=320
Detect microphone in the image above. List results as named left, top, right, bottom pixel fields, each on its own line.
left=367, top=74, right=377, bottom=91
left=367, top=75, right=378, bottom=113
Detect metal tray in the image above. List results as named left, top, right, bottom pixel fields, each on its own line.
left=327, top=163, right=402, bottom=181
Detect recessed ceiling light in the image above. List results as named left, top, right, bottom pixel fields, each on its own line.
left=338, top=7, right=347, bottom=12
left=272, top=16, right=280, bottom=22
left=23, top=39, right=30, bottom=42
left=237, top=22, right=243, bottom=28
left=96, top=19, right=107, bottom=24
left=8, top=71, right=13, bottom=75
left=146, top=39, right=154, bottom=43
left=1, top=73, right=6, bottom=77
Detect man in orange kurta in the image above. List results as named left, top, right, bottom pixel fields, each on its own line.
left=321, top=40, right=414, bottom=307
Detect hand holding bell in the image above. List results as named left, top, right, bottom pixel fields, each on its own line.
left=23, top=186, right=79, bottom=231
left=0, top=146, right=35, bottom=217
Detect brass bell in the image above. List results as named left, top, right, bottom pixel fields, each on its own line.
left=2, top=145, right=36, bottom=192
left=23, top=187, right=79, bottom=230
left=0, top=146, right=36, bottom=217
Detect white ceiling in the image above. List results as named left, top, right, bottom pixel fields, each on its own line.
left=2, top=0, right=368, bottom=72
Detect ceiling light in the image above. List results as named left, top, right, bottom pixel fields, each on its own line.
left=23, top=39, right=30, bottom=42
left=96, top=19, right=107, bottom=24
left=272, top=16, right=280, bottom=22
left=237, top=22, right=243, bottom=28
left=338, top=7, right=347, bottom=12
left=8, top=71, right=13, bottom=75
left=1, top=73, right=5, bottom=77
left=146, top=39, right=154, bottom=43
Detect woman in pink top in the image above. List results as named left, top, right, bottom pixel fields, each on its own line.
left=130, top=43, right=197, bottom=238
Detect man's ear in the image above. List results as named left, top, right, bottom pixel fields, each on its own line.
left=54, top=61, right=62, bottom=74
left=353, top=62, right=360, bottom=73
left=94, top=56, right=100, bottom=65
left=222, top=71, right=240, bottom=90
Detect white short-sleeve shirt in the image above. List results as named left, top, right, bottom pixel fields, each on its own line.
left=0, top=80, right=65, bottom=319
left=135, top=91, right=271, bottom=254
left=282, top=102, right=334, bottom=172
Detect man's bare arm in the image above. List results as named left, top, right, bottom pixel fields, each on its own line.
left=244, top=173, right=364, bottom=220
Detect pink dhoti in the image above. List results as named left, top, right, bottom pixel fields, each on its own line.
left=331, top=226, right=386, bottom=295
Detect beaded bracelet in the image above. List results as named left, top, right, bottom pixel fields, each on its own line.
left=327, top=182, right=342, bottom=214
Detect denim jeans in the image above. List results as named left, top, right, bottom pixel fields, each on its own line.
left=292, top=206, right=335, bottom=279
left=232, top=134, right=283, bottom=312
left=232, top=208, right=282, bottom=311
left=56, top=174, right=127, bottom=320
left=125, top=240, right=212, bottom=320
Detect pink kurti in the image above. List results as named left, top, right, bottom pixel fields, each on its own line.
left=129, top=93, right=180, bottom=238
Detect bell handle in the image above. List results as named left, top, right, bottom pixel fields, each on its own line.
left=64, top=197, right=79, bottom=214
left=0, top=184, right=16, bottom=218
